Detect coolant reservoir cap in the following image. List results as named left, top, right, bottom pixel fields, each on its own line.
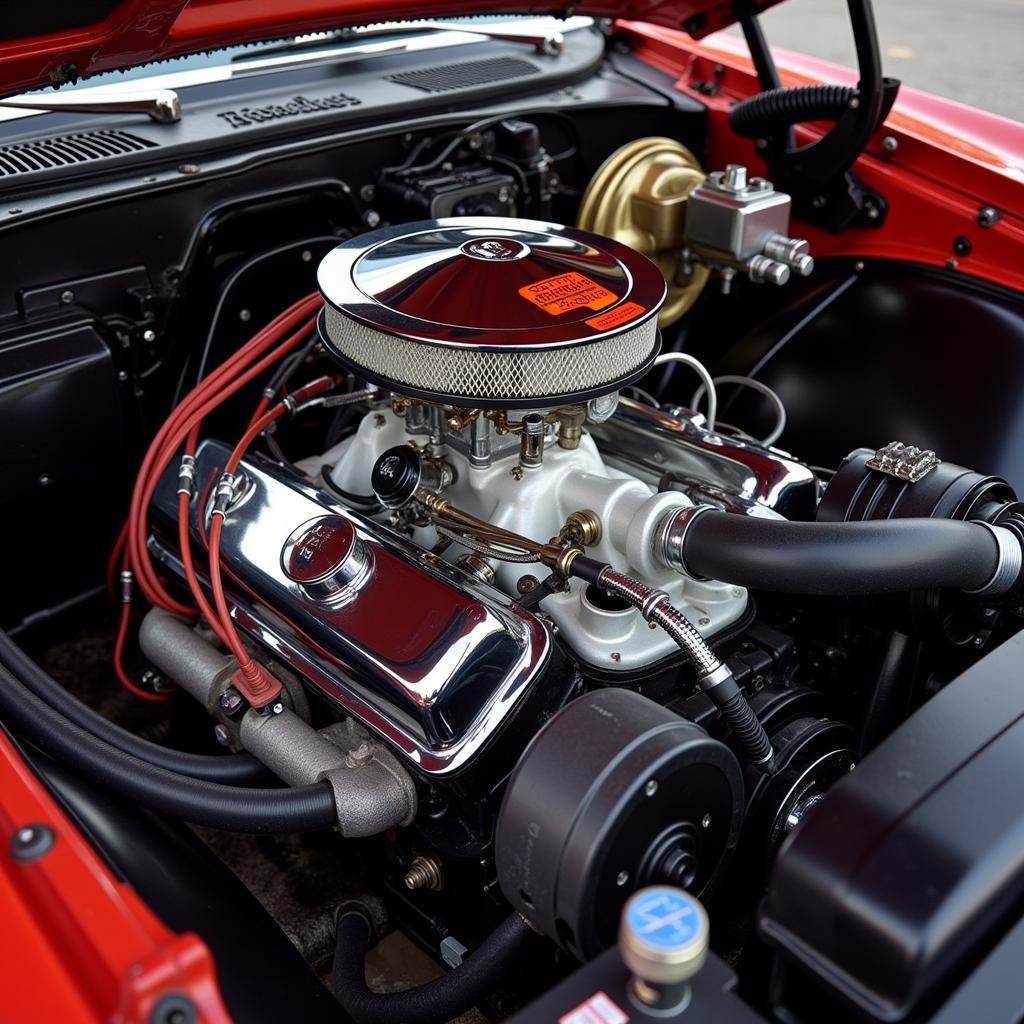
left=317, top=217, right=666, bottom=409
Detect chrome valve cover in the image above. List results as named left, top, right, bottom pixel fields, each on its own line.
left=148, top=440, right=551, bottom=776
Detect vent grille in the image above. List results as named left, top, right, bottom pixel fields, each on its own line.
left=0, top=129, right=157, bottom=177
left=387, top=56, right=539, bottom=94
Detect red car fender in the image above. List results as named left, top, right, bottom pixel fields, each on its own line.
left=0, top=729, right=233, bottom=1024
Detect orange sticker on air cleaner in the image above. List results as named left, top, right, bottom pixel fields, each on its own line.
left=518, top=272, right=617, bottom=316
left=586, top=301, right=646, bottom=331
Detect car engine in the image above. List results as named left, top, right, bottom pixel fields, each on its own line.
left=2, top=10, right=1023, bottom=1023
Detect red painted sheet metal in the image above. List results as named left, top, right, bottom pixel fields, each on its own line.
left=0, top=728, right=233, bottom=1023
left=621, top=22, right=1024, bottom=294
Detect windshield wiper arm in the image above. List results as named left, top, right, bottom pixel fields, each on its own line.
left=234, top=21, right=564, bottom=62
left=343, top=21, right=564, bottom=55
left=0, top=89, right=181, bottom=124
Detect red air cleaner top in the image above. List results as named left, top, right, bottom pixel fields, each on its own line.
left=317, top=217, right=666, bottom=408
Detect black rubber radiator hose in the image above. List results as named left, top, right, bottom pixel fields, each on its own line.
left=681, top=512, right=1001, bottom=595
left=0, top=662, right=336, bottom=833
left=729, top=83, right=858, bottom=137
left=333, top=910, right=535, bottom=1024
left=0, top=630, right=269, bottom=786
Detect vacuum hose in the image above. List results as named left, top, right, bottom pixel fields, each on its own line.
left=333, top=910, right=535, bottom=1024
left=0, top=661, right=336, bottom=833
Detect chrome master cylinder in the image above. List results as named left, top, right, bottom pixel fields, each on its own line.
left=682, top=164, right=813, bottom=292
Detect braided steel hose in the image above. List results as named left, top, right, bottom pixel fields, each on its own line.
left=598, top=569, right=775, bottom=772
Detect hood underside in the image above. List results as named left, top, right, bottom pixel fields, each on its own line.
left=0, top=0, right=783, bottom=98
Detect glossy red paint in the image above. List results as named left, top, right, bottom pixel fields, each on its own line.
left=0, top=0, right=785, bottom=99
left=621, top=22, right=1024, bottom=293
left=0, top=729, right=233, bottom=1024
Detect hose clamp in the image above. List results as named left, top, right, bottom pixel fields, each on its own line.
left=658, top=505, right=715, bottom=580
left=699, top=662, right=731, bottom=691
left=640, top=589, right=669, bottom=621
left=964, top=522, right=1023, bottom=597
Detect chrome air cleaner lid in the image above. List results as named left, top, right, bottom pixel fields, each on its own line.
left=317, top=217, right=666, bottom=409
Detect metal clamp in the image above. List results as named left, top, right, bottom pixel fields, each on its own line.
left=964, top=522, right=1023, bottom=597
left=657, top=505, right=715, bottom=580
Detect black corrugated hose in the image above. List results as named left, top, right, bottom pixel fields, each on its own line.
left=729, top=84, right=858, bottom=138
left=0, top=628, right=269, bottom=785
left=333, top=910, right=535, bottom=1024
left=0, top=661, right=336, bottom=833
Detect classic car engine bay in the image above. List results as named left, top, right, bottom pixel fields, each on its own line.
left=2, top=5, right=1024, bottom=1023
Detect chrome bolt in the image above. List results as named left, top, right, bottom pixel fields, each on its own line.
left=142, top=329, right=156, bottom=343
left=701, top=813, right=712, bottom=829
left=645, top=779, right=658, bottom=797
left=239, top=308, right=252, bottom=322
left=977, top=205, right=1001, bottom=228
left=616, top=870, right=630, bottom=886
left=363, top=209, right=381, bottom=228
left=271, top=702, right=284, bottom=715
left=60, top=289, right=75, bottom=304
left=38, top=473, right=50, bottom=486
left=881, top=135, right=899, bottom=153
left=213, top=724, right=230, bottom=746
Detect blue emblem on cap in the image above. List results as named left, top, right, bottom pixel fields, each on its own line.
left=625, top=887, right=703, bottom=950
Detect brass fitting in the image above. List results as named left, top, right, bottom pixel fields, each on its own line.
left=560, top=509, right=602, bottom=547
left=556, top=406, right=586, bottom=450
left=447, top=408, right=481, bottom=432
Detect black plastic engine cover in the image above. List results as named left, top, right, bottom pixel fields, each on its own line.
left=760, top=629, right=1024, bottom=1022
